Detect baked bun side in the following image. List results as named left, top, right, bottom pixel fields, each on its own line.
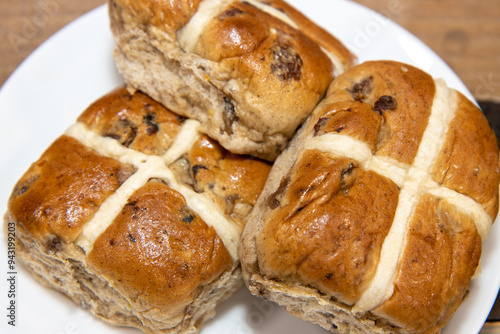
left=108, top=0, right=356, bottom=161
left=240, top=60, right=499, bottom=334
left=8, top=87, right=271, bottom=333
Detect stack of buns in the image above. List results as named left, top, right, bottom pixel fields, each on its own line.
left=6, top=0, right=498, bottom=334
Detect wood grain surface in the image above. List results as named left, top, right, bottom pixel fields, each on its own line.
left=0, top=0, right=499, bottom=332
left=353, top=0, right=500, bottom=103
left=0, top=0, right=107, bottom=87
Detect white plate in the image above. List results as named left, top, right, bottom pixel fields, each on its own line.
left=0, top=1, right=498, bottom=333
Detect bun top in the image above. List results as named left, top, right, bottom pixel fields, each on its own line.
left=8, top=86, right=271, bottom=325
left=252, top=61, right=499, bottom=333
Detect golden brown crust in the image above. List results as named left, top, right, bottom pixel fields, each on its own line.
left=263, top=0, right=356, bottom=70
left=312, top=100, right=383, bottom=151
left=78, top=87, right=184, bottom=155
left=194, top=1, right=335, bottom=138
left=88, top=181, right=232, bottom=317
left=195, top=2, right=271, bottom=62
left=321, top=61, right=436, bottom=165
left=187, top=135, right=272, bottom=224
left=256, top=150, right=400, bottom=305
left=432, top=92, right=500, bottom=219
left=109, top=0, right=203, bottom=32
left=373, top=195, right=482, bottom=333
left=8, top=135, right=136, bottom=243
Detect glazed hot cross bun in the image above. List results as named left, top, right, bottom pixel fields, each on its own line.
left=240, top=60, right=500, bottom=334
left=108, top=0, right=356, bottom=161
left=7, top=86, right=271, bottom=334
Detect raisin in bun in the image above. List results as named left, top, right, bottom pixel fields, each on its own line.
left=108, top=0, right=356, bottom=161
left=239, top=60, right=499, bottom=334
left=6, top=86, right=271, bottom=334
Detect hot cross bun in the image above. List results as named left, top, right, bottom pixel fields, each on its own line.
left=7, top=86, right=271, bottom=334
left=108, top=0, right=356, bottom=161
left=240, top=60, right=500, bottom=334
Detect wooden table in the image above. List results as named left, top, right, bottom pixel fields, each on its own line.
left=1, top=0, right=499, bottom=332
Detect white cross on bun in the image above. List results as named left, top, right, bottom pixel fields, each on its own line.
left=240, top=60, right=499, bottom=334
left=7, top=87, right=271, bottom=333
